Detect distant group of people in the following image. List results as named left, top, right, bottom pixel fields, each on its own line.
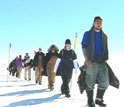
left=9, top=53, right=33, bottom=80
left=9, top=39, right=78, bottom=98
left=8, top=16, right=120, bottom=107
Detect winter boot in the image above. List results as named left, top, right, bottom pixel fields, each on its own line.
left=95, top=89, right=106, bottom=107
left=61, top=84, right=65, bottom=94
left=35, top=80, right=38, bottom=84
left=65, top=93, right=71, bottom=98
left=50, top=87, right=54, bottom=91
left=86, top=90, right=95, bottom=107
left=39, top=82, right=42, bottom=85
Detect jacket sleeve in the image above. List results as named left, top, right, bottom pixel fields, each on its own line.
left=72, top=50, right=77, bottom=60
left=73, top=59, right=79, bottom=73
left=81, top=31, right=90, bottom=48
left=33, top=54, right=37, bottom=66
left=45, top=53, right=50, bottom=66
left=58, top=49, right=64, bottom=59
left=54, top=58, right=61, bottom=73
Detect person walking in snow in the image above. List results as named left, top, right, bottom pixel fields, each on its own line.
left=9, top=57, right=18, bottom=77
left=46, top=44, right=59, bottom=91
left=23, top=53, right=31, bottom=81
left=81, top=16, right=109, bottom=107
left=16, top=55, right=24, bottom=78
left=33, top=48, right=45, bottom=85
left=54, top=39, right=78, bottom=98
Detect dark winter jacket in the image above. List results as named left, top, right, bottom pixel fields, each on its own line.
left=33, top=52, right=45, bottom=67
left=9, top=60, right=17, bottom=72
left=30, top=59, right=34, bottom=68
left=77, top=62, right=120, bottom=94
left=58, top=49, right=77, bottom=75
left=23, top=56, right=30, bottom=67
left=59, top=49, right=77, bottom=60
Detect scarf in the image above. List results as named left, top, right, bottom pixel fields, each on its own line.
left=88, top=27, right=108, bottom=62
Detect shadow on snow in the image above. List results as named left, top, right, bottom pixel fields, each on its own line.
left=0, top=89, right=49, bottom=96
left=3, top=94, right=61, bottom=107
left=0, top=84, right=36, bottom=88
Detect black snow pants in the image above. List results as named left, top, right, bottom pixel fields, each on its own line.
left=60, top=59, right=73, bottom=94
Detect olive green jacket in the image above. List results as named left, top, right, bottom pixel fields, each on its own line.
left=77, top=62, right=120, bottom=94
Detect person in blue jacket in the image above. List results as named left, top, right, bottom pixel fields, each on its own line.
left=81, top=16, right=109, bottom=107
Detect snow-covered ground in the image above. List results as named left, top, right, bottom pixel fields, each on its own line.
left=0, top=56, right=123, bottom=107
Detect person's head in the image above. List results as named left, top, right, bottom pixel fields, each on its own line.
left=26, top=53, right=29, bottom=57
left=51, top=49, right=55, bottom=53
left=65, top=39, right=71, bottom=50
left=19, top=55, right=22, bottom=58
left=19, top=55, right=22, bottom=60
left=48, top=44, right=59, bottom=53
left=39, top=48, right=42, bottom=53
left=93, top=16, right=103, bottom=31
left=15, top=57, right=18, bottom=60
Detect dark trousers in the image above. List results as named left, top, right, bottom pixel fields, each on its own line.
left=10, top=69, right=17, bottom=77
left=60, top=61, right=73, bottom=94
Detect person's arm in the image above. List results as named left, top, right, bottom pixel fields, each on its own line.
left=54, top=58, right=61, bottom=73
left=33, top=54, right=37, bottom=66
left=82, top=47, right=88, bottom=61
left=81, top=32, right=92, bottom=67
left=82, top=47, right=92, bottom=67
left=54, top=50, right=63, bottom=73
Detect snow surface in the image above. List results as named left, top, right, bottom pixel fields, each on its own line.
left=0, top=57, right=123, bottom=107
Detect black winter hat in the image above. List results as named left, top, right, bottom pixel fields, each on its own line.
left=65, top=39, right=71, bottom=45
left=94, top=16, right=103, bottom=22
left=19, top=55, right=22, bottom=58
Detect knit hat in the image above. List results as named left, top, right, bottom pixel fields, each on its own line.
left=65, top=39, right=71, bottom=45
left=19, top=55, right=22, bottom=58
left=94, top=16, right=103, bottom=22
left=39, top=48, right=42, bottom=51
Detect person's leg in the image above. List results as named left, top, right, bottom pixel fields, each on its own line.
left=17, top=68, right=19, bottom=78
left=95, top=63, right=109, bottom=107
left=85, top=63, right=99, bottom=107
left=12, top=70, right=15, bottom=76
left=28, top=66, right=31, bottom=81
left=47, top=70, right=55, bottom=90
left=61, top=72, right=67, bottom=95
left=24, top=67, right=28, bottom=80
left=35, top=67, right=39, bottom=84
left=50, top=71, right=56, bottom=90
left=39, top=67, right=43, bottom=85
left=86, top=90, right=95, bottom=107
left=13, top=70, right=16, bottom=76
left=19, top=68, right=22, bottom=78
left=61, top=66, right=73, bottom=98
left=16, top=68, right=19, bottom=78
left=18, top=68, right=21, bottom=78
left=15, top=70, right=18, bottom=77
left=47, top=68, right=51, bottom=89
left=85, top=63, right=98, bottom=91
left=9, top=70, right=12, bottom=75
left=61, top=76, right=67, bottom=93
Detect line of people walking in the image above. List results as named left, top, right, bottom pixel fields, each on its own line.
left=9, top=54, right=33, bottom=80
left=8, top=16, right=120, bottom=107
left=8, top=39, right=78, bottom=95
